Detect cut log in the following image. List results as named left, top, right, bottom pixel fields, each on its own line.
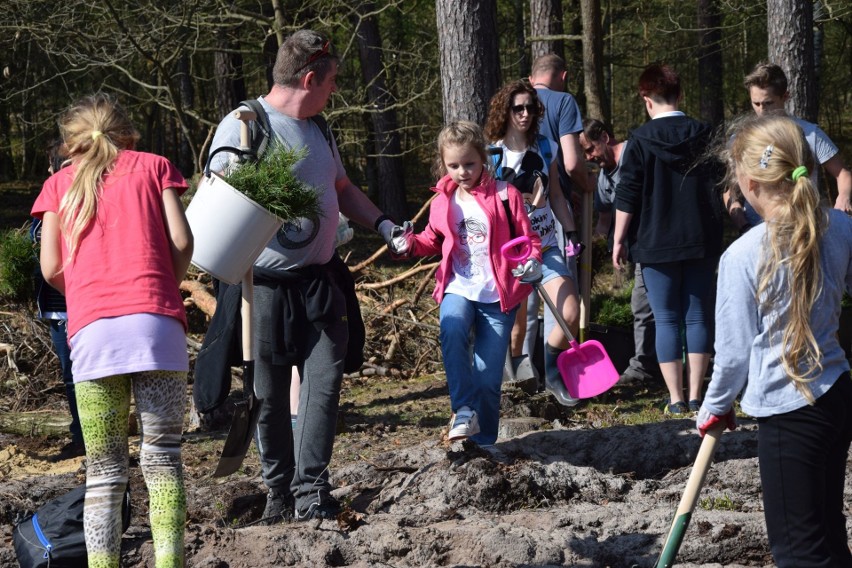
left=180, top=280, right=217, bottom=317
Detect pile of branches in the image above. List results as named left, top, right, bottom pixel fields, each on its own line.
left=0, top=304, right=66, bottom=412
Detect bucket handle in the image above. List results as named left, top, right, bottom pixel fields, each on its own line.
left=203, top=146, right=258, bottom=177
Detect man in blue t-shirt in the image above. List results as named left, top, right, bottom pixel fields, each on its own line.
left=529, top=54, right=592, bottom=202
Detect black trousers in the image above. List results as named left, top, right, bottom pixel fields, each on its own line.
left=758, top=372, right=852, bottom=568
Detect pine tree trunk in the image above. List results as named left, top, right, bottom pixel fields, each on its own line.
left=530, top=0, right=564, bottom=62
left=767, top=0, right=817, bottom=121
left=697, top=0, right=724, bottom=128
left=435, top=0, right=500, bottom=125
left=581, top=0, right=608, bottom=124
left=354, top=5, right=409, bottom=220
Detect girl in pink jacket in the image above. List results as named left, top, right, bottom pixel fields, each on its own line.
left=393, top=121, right=541, bottom=447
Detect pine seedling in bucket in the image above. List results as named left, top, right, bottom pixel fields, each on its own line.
left=223, top=141, right=320, bottom=222
left=186, top=141, right=321, bottom=285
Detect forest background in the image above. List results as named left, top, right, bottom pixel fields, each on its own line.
left=0, top=0, right=850, bottom=224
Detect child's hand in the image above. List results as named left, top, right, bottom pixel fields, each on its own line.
left=512, top=258, right=542, bottom=283
left=565, top=231, right=585, bottom=258
left=696, top=405, right=737, bottom=437
left=388, top=221, right=413, bottom=256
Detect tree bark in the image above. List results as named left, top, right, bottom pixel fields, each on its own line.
left=354, top=5, right=409, bottom=221
left=214, top=28, right=246, bottom=119
left=580, top=0, right=608, bottom=124
left=435, top=0, right=500, bottom=125
left=530, top=0, right=564, bottom=63
left=767, top=0, right=817, bottom=121
left=514, top=0, right=530, bottom=77
left=697, top=0, right=724, bottom=128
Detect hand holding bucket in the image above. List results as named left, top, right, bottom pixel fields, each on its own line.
left=501, top=236, right=620, bottom=399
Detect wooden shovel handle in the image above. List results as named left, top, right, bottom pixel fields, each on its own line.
left=233, top=109, right=257, bottom=152
left=655, top=422, right=724, bottom=568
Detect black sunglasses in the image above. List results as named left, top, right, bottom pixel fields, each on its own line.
left=295, top=40, right=331, bottom=73
left=510, top=103, right=536, bottom=115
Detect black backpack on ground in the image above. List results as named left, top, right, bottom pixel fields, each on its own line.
left=13, top=483, right=131, bottom=568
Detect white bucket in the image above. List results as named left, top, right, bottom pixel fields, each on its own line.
left=185, top=173, right=282, bottom=284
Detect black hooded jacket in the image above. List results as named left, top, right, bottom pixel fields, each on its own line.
left=615, top=115, right=724, bottom=264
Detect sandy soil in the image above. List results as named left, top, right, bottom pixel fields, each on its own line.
left=5, top=373, right=848, bottom=568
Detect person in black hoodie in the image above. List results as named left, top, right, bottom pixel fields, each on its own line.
left=611, top=64, right=723, bottom=415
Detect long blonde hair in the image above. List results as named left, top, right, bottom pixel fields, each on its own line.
left=727, top=114, right=825, bottom=403
left=58, top=94, right=139, bottom=261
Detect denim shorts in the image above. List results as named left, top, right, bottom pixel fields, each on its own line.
left=540, top=246, right=574, bottom=285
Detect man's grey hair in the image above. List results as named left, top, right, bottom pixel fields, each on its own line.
left=272, top=29, right=338, bottom=86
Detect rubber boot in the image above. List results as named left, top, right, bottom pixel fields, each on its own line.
left=544, top=344, right=579, bottom=407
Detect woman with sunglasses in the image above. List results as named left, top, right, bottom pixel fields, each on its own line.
left=485, top=80, right=581, bottom=407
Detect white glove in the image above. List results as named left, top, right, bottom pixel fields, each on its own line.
left=511, top=258, right=542, bottom=283
left=335, top=214, right=354, bottom=248
left=389, top=221, right=414, bottom=255
left=378, top=219, right=412, bottom=255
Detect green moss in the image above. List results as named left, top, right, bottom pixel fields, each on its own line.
left=223, top=142, right=320, bottom=222
left=0, top=225, right=36, bottom=301
left=591, top=280, right=634, bottom=328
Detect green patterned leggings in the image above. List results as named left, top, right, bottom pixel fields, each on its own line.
left=76, top=371, right=186, bottom=568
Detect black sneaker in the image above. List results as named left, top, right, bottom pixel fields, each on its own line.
left=295, top=497, right=342, bottom=522
left=688, top=399, right=702, bottom=413
left=665, top=401, right=689, bottom=415
left=260, top=489, right=294, bottom=525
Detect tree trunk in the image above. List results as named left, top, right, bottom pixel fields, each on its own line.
left=353, top=5, right=409, bottom=220
left=529, top=0, right=564, bottom=62
left=435, top=0, right=500, bottom=125
left=176, top=54, right=195, bottom=176
left=580, top=0, right=608, bottom=124
left=767, top=0, right=817, bottom=121
left=214, top=29, right=246, bottom=119
left=514, top=0, right=530, bottom=77
left=697, top=0, right=724, bottom=128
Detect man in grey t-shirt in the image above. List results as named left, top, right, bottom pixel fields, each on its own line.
left=580, top=118, right=658, bottom=384
left=725, top=62, right=852, bottom=230
left=208, top=29, right=405, bottom=524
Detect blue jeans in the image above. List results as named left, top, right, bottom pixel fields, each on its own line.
left=439, top=294, right=516, bottom=445
left=641, top=257, right=717, bottom=363
left=49, top=319, right=83, bottom=444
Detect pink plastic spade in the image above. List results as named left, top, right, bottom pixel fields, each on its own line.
left=501, top=236, right=620, bottom=399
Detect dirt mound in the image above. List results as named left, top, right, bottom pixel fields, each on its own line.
left=4, top=414, right=827, bottom=567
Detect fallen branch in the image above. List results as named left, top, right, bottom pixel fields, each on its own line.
left=356, top=261, right=439, bottom=290
left=0, top=343, right=18, bottom=371
left=180, top=280, right=217, bottom=317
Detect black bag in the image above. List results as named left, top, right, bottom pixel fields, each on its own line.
left=13, top=483, right=131, bottom=568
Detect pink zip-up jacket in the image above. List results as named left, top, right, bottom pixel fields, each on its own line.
left=410, top=172, right=542, bottom=312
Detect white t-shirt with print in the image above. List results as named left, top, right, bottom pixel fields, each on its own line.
left=444, top=191, right=500, bottom=303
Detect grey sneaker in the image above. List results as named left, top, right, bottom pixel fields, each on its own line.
left=448, top=407, right=480, bottom=441
left=295, top=496, right=342, bottom=522
left=261, top=489, right=294, bottom=525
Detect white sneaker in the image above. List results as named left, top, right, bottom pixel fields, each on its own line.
left=447, top=407, right=480, bottom=440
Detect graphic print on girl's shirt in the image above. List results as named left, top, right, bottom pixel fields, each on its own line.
left=455, top=217, right=488, bottom=279
left=444, top=190, right=499, bottom=304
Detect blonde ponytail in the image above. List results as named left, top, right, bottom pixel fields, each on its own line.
left=57, top=94, right=139, bottom=262
left=728, top=114, right=826, bottom=403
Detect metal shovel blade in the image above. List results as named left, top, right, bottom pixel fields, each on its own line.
left=556, top=339, right=620, bottom=399
left=212, top=362, right=261, bottom=478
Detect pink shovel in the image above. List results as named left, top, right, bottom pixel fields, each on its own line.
left=501, top=236, right=620, bottom=399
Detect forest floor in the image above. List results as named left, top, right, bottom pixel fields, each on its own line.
left=1, top=185, right=849, bottom=567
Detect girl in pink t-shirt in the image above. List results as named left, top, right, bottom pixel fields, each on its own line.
left=31, top=93, right=193, bottom=568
